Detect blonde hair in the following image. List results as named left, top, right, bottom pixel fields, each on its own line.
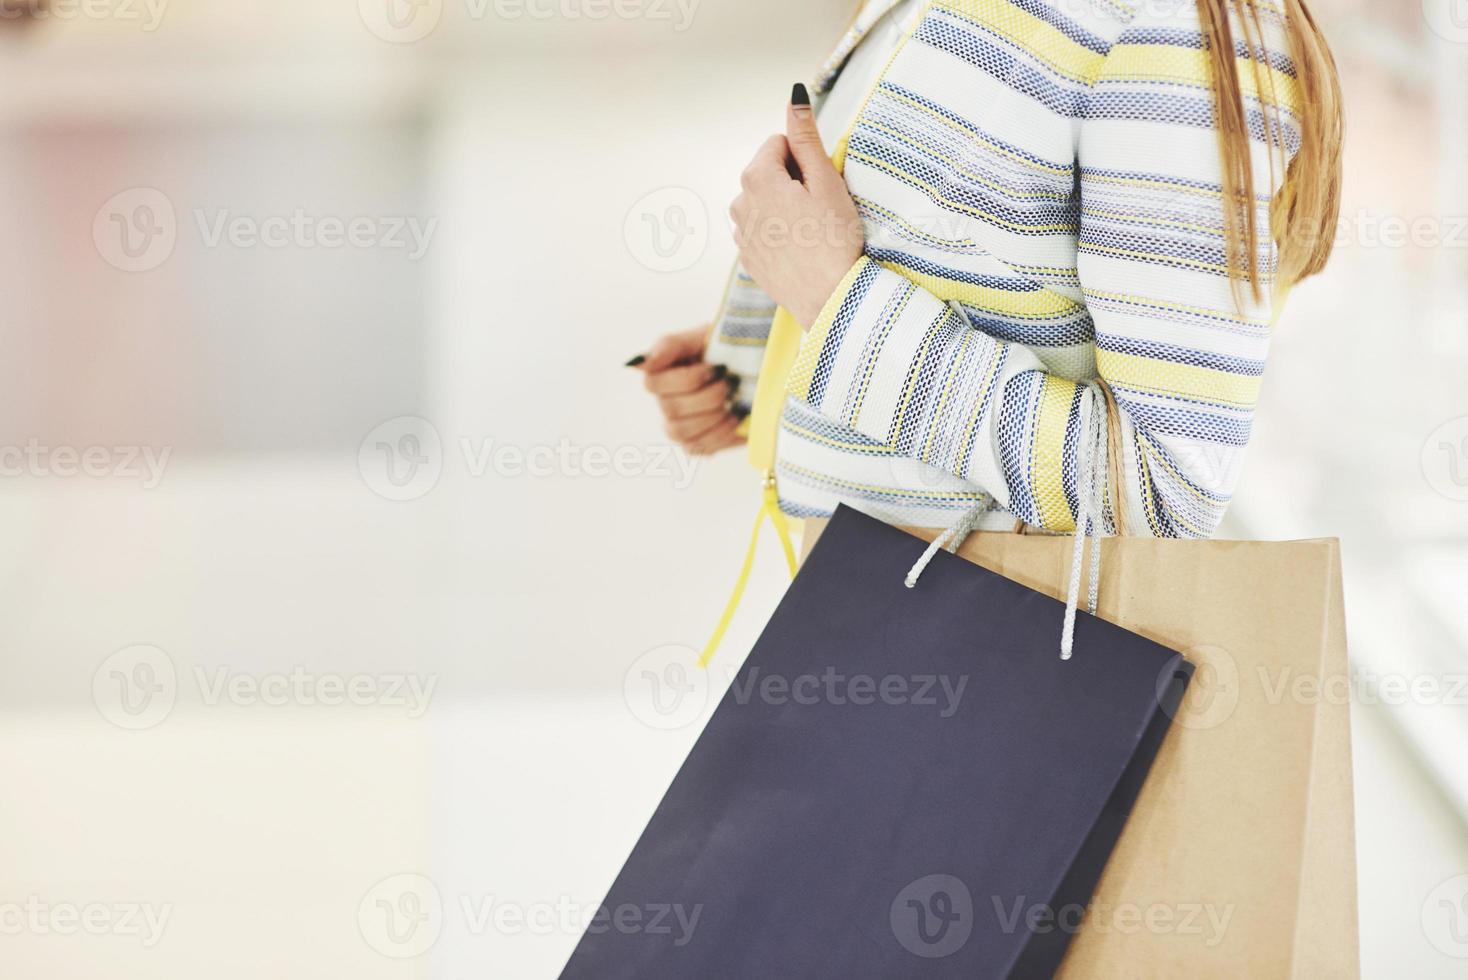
left=1200, top=0, right=1343, bottom=301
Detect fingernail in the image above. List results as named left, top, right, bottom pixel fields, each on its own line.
left=624, top=354, right=646, bottom=368
left=732, top=405, right=751, bottom=420
left=791, top=83, right=811, bottom=108
left=726, top=376, right=741, bottom=393
left=710, top=364, right=729, bottom=381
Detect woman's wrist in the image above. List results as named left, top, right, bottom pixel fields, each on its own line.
left=790, top=253, right=861, bottom=329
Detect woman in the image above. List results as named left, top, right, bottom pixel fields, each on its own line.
left=632, top=0, right=1341, bottom=540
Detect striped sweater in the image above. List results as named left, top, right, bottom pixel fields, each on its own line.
left=704, top=0, right=1301, bottom=537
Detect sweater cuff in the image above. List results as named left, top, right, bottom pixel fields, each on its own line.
left=783, top=255, right=1019, bottom=510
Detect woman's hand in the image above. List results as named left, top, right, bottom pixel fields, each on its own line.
left=729, top=85, right=866, bottom=330
left=628, top=326, right=746, bottom=456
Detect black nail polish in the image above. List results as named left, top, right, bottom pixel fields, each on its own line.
left=732, top=405, right=751, bottom=420
left=624, top=354, right=646, bottom=368
left=726, top=377, right=741, bottom=395
left=792, top=82, right=811, bottom=107
left=711, top=364, right=729, bottom=381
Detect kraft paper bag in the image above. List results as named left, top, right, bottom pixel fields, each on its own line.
left=802, top=519, right=1360, bottom=978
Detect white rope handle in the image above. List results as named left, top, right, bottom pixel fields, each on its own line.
left=906, top=301, right=1112, bottom=661
left=1060, top=382, right=1108, bottom=660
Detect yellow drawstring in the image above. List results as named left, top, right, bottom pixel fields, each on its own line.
left=698, top=471, right=798, bottom=668
left=698, top=305, right=805, bottom=667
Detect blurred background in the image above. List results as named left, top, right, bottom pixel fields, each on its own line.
left=0, top=0, right=1464, bottom=976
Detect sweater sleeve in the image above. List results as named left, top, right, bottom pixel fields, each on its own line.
left=783, top=6, right=1301, bottom=537
left=703, top=262, right=779, bottom=413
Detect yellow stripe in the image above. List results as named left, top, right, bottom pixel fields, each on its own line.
left=863, top=119, right=1072, bottom=203
left=715, top=334, right=777, bottom=348
left=779, top=460, right=985, bottom=502
left=1101, top=44, right=1300, bottom=113
left=883, top=285, right=937, bottom=440
left=851, top=282, right=916, bottom=426
left=1082, top=287, right=1269, bottom=330
left=854, top=196, right=977, bottom=250
left=922, top=330, right=975, bottom=462
left=1031, top=375, right=1078, bottom=531
left=848, top=149, right=1077, bottom=236
left=1098, top=349, right=1263, bottom=408
left=958, top=342, right=1004, bottom=473
left=780, top=415, right=900, bottom=455
left=939, top=0, right=1107, bottom=84
left=876, top=88, right=1074, bottom=179
left=1081, top=239, right=1234, bottom=278
left=871, top=258, right=1081, bottom=320
left=785, top=258, right=871, bottom=403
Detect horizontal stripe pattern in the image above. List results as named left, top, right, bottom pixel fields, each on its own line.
left=705, top=0, right=1303, bottom=537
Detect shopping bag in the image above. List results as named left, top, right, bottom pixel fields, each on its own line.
left=798, top=516, right=1360, bottom=978
left=560, top=504, right=1194, bottom=979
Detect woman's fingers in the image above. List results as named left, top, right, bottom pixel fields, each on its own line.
left=664, top=409, right=733, bottom=446
left=644, top=362, right=727, bottom=397
left=638, top=326, right=709, bottom=372
left=685, top=415, right=745, bottom=456
left=785, top=83, right=836, bottom=189
left=661, top=375, right=738, bottom=419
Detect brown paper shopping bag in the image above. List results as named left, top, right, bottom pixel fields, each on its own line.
left=800, top=521, right=1359, bottom=978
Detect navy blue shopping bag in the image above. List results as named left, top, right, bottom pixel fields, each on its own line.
left=561, top=505, right=1192, bottom=979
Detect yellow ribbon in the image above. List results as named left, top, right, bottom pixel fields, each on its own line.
left=698, top=471, right=799, bottom=668
left=699, top=306, right=805, bottom=667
